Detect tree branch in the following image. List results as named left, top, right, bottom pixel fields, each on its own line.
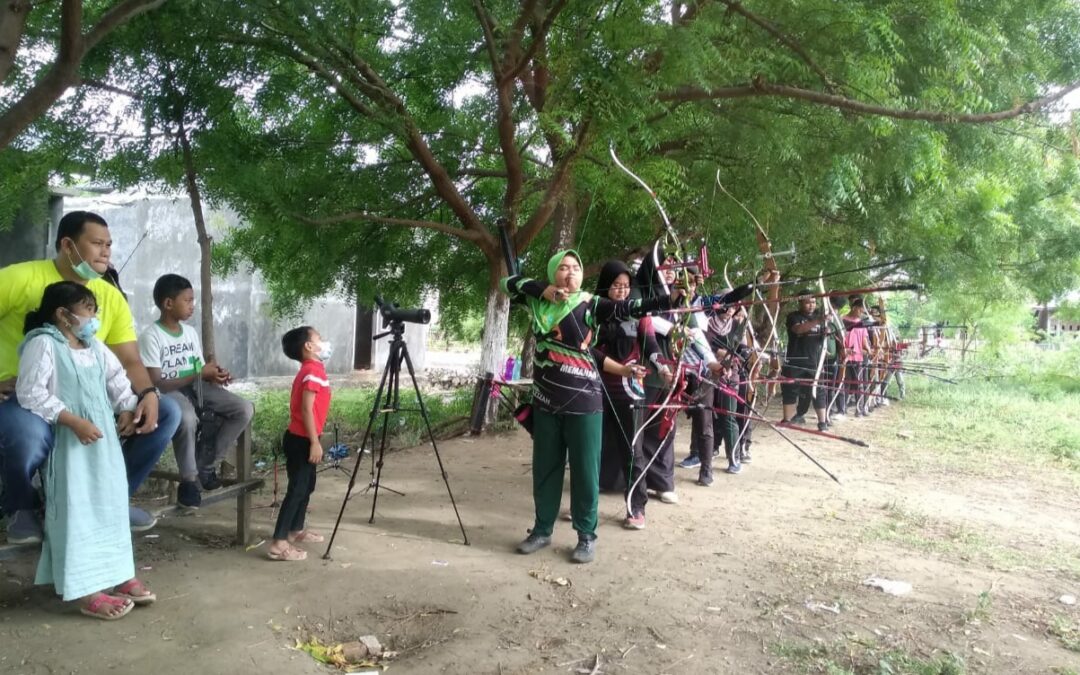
left=471, top=0, right=502, bottom=75
left=472, top=0, right=527, bottom=229
left=78, top=76, right=142, bottom=99
left=516, top=118, right=592, bottom=249
left=0, top=0, right=32, bottom=83
left=84, top=0, right=167, bottom=51
left=297, top=211, right=483, bottom=243
left=658, top=78, right=1080, bottom=123
left=502, top=0, right=567, bottom=86
left=0, top=0, right=169, bottom=150
left=677, top=1, right=711, bottom=26
left=718, top=0, right=836, bottom=91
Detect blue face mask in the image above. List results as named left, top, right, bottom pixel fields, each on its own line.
left=65, top=240, right=101, bottom=281
left=68, top=312, right=101, bottom=343
left=317, top=341, right=333, bottom=361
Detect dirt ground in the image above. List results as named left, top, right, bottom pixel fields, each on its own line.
left=1, top=404, right=1079, bottom=675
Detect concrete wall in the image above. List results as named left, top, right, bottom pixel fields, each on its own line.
left=59, top=194, right=363, bottom=378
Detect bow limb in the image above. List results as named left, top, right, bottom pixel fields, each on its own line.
left=715, top=169, right=783, bottom=400
left=612, top=144, right=692, bottom=513
left=810, top=271, right=831, bottom=400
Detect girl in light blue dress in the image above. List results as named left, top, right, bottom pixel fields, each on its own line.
left=16, top=282, right=156, bottom=620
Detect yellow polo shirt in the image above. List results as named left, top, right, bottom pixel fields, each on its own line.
left=0, top=260, right=137, bottom=380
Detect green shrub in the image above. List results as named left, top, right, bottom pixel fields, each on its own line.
left=246, top=386, right=474, bottom=461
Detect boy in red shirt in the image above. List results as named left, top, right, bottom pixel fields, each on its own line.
left=267, top=326, right=333, bottom=561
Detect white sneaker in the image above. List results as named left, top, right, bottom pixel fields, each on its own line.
left=832, top=413, right=846, bottom=421
left=880, top=399, right=891, bottom=407
left=659, top=491, right=679, bottom=504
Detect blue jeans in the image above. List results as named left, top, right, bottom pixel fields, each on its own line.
left=0, top=395, right=180, bottom=513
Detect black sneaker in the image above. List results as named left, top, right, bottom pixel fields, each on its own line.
left=571, top=536, right=596, bottom=564
left=818, top=422, right=830, bottom=432
left=516, top=532, right=551, bottom=554
left=696, top=472, right=714, bottom=487
left=199, top=469, right=222, bottom=491
left=790, top=414, right=807, bottom=425
left=177, top=481, right=202, bottom=510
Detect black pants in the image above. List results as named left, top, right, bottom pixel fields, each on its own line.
left=846, top=362, right=867, bottom=413
left=734, top=378, right=753, bottom=448
left=601, top=399, right=648, bottom=515
left=713, top=385, right=739, bottom=465
left=782, top=365, right=827, bottom=412
left=640, top=386, right=675, bottom=492
left=685, top=377, right=714, bottom=479
left=273, top=431, right=317, bottom=540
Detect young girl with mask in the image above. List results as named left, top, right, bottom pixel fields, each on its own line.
left=16, top=281, right=154, bottom=620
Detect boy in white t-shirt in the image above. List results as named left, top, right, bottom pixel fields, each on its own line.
left=138, top=275, right=254, bottom=509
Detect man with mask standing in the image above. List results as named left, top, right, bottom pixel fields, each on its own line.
left=0, top=211, right=181, bottom=544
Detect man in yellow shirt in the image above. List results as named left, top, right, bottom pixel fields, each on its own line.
left=0, top=211, right=181, bottom=544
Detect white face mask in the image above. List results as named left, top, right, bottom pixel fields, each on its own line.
left=316, top=341, right=333, bottom=361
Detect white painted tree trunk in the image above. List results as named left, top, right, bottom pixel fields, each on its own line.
left=480, top=285, right=510, bottom=379
left=479, top=284, right=510, bottom=424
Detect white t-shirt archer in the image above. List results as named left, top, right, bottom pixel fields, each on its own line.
left=138, top=322, right=205, bottom=381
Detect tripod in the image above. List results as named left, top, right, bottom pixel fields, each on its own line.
left=318, top=424, right=362, bottom=480
left=323, top=320, right=470, bottom=559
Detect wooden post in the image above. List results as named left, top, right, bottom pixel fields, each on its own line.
left=236, top=425, right=252, bottom=545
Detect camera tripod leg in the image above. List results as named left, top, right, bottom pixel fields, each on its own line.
left=401, top=341, right=470, bottom=545
left=324, top=321, right=469, bottom=560
left=323, top=344, right=396, bottom=560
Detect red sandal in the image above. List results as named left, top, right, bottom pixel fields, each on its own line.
left=112, top=578, right=156, bottom=605
left=80, top=592, right=133, bottom=621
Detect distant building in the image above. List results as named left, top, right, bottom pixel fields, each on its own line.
left=1034, top=293, right=1080, bottom=336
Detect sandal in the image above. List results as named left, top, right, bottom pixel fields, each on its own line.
left=289, top=530, right=324, bottom=544
left=112, top=578, right=156, bottom=605
left=80, top=592, right=133, bottom=621
left=267, top=545, right=307, bottom=562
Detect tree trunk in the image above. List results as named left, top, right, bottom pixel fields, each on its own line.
left=177, top=121, right=216, bottom=360
left=480, top=275, right=510, bottom=423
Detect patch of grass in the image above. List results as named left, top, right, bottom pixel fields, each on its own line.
left=963, top=589, right=993, bottom=624
left=246, top=386, right=475, bottom=461
left=771, top=638, right=965, bottom=674
left=1049, top=615, right=1080, bottom=653
left=863, top=502, right=992, bottom=558
left=862, top=503, right=1080, bottom=578
left=887, top=344, right=1080, bottom=476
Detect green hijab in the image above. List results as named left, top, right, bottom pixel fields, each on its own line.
left=547, top=249, right=582, bottom=284
left=532, top=249, right=591, bottom=336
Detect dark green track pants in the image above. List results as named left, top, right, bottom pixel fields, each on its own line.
left=530, top=408, right=602, bottom=539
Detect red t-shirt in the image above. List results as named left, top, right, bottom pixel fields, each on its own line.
left=288, top=360, right=332, bottom=437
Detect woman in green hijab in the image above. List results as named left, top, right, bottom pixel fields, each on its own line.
left=500, top=251, right=679, bottom=563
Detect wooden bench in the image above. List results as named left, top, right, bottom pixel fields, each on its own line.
left=147, top=425, right=264, bottom=545
left=0, top=426, right=263, bottom=561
